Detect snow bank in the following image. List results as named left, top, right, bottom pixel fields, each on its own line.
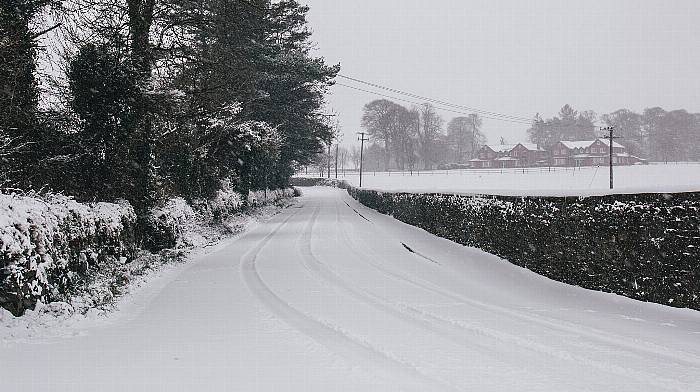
left=349, top=187, right=700, bottom=311
left=0, top=192, right=136, bottom=315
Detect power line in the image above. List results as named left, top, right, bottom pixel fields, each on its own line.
left=337, top=74, right=533, bottom=123
left=336, top=83, right=532, bottom=125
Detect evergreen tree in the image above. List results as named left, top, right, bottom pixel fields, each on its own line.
left=66, top=37, right=138, bottom=200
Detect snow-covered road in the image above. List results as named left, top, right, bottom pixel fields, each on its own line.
left=3, top=187, right=700, bottom=391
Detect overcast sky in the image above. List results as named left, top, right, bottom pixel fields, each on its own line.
left=301, top=0, right=700, bottom=146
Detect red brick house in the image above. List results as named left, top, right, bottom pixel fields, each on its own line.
left=510, top=143, right=548, bottom=167
left=470, top=144, right=517, bottom=168
left=469, top=139, right=643, bottom=169
left=551, top=139, right=627, bottom=167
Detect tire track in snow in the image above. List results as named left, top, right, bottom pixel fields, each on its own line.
left=341, top=192, right=700, bottom=369
left=300, top=199, right=542, bottom=372
left=241, top=201, right=454, bottom=392
left=335, top=193, right=696, bottom=391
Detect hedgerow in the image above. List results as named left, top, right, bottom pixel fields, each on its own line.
left=348, top=187, right=700, bottom=310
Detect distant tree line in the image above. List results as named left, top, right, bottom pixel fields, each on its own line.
left=359, top=99, right=486, bottom=171
left=528, top=104, right=700, bottom=162
left=0, top=0, right=338, bottom=211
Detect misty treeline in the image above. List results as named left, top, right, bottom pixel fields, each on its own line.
left=359, top=99, right=486, bottom=171
left=0, top=0, right=338, bottom=211
left=528, top=104, right=700, bottom=162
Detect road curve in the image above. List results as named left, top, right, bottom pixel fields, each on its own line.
left=2, top=186, right=699, bottom=392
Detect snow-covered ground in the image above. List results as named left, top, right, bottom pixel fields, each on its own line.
left=2, top=187, right=699, bottom=391
left=324, top=163, right=700, bottom=196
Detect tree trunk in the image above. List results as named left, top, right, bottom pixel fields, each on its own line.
left=384, top=139, right=391, bottom=171
left=127, top=0, right=156, bottom=214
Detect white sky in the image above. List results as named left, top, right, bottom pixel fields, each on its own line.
left=302, top=0, right=700, bottom=146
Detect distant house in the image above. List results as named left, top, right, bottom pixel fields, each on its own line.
left=510, top=143, right=548, bottom=167
left=468, top=138, right=644, bottom=169
left=467, top=158, right=489, bottom=169
left=471, top=143, right=546, bottom=168
left=551, top=139, right=628, bottom=167
left=470, top=144, right=516, bottom=168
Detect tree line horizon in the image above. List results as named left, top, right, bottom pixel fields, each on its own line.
left=332, top=99, right=700, bottom=172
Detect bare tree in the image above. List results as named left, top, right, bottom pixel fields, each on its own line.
left=336, top=146, right=349, bottom=175
left=417, top=103, right=443, bottom=170
left=447, top=113, right=485, bottom=162
left=350, top=145, right=361, bottom=170
left=361, top=99, right=398, bottom=171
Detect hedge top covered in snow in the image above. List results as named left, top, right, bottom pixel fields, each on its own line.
left=0, top=192, right=135, bottom=257
left=0, top=192, right=136, bottom=315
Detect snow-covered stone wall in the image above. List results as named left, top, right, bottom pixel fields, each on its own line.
left=348, top=188, right=700, bottom=311
left=0, top=193, right=137, bottom=315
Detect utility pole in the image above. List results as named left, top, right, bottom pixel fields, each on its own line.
left=357, top=132, right=370, bottom=187
left=317, top=113, right=337, bottom=179
left=335, top=144, right=339, bottom=179
left=601, top=125, right=619, bottom=189
left=327, top=137, right=331, bottom=179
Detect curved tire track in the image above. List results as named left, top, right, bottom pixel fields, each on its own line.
left=334, top=193, right=695, bottom=391
left=241, top=201, right=456, bottom=392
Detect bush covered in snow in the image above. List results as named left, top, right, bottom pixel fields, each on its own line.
left=247, top=188, right=296, bottom=206
left=145, top=187, right=294, bottom=251
left=349, top=188, right=700, bottom=310
left=0, top=192, right=136, bottom=315
left=0, top=185, right=296, bottom=316
left=145, top=197, right=199, bottom=250
left=209, top=184, right=244, bottom=220
left=290, top=177, right=350, bottom=189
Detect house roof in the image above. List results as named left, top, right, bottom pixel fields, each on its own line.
left=560, top=140, right=594, bottom=149
left=516, top=143, right=545, bottom=151
left=494, top=156, right=518, bottom=161
left=486, top=144, right=517, bottom=153
left=597, top=138, right=625, bottom=149
left=558, top=139, right=625, bottom=150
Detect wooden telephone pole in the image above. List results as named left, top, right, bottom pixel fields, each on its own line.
left=327, top=137, right=332, bottom=179
left=318, top=113, right=337, bottom=179
left=600, top=126, right=619, bottom=189
left=335, top=144, right=339, bottom=179
left=357, top=132, right=370, bottom=187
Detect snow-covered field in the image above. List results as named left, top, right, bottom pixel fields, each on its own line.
left=2, top=187, right=699, bottom=391
left=325, top=163, right=700, bottom=196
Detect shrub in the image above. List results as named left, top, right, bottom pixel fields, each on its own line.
left=0, top=192, right=136, bottom=315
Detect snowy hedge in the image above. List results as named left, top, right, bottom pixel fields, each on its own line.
left=290, top=177, right=350, bottom=189
left=348, top=188, right=700, bottom=311
left=248, top=188, right=296, bottom=206
left=0, top=193, right=136, bottom=315
left=145, top=188, right=295, bottom=251
left=1, top=186, right=296, bottom=316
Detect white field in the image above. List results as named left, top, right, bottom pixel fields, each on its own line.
left=3, top=187, right=699, bottom=391
left=326, top=163, right=700, bottom=196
